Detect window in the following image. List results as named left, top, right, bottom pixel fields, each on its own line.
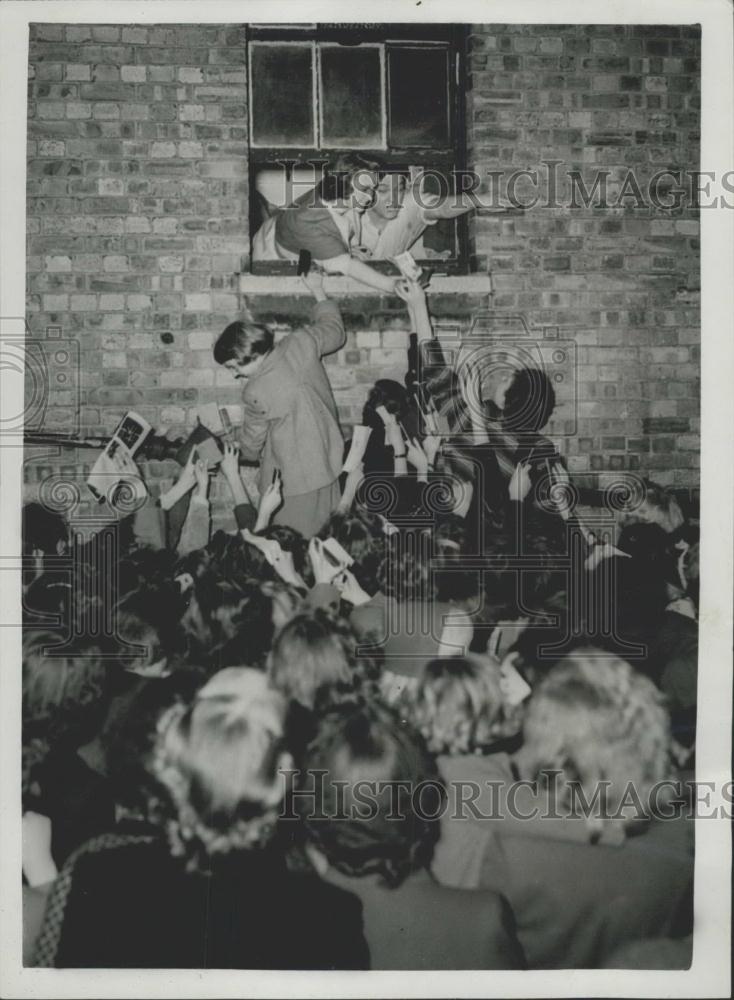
left=247, top=24, right=469, bottom=275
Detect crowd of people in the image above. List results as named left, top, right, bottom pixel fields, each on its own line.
left=21, top=240, right=698, bottom=970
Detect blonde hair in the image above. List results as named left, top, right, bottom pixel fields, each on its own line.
left=410, top=656, right=506, bottom=755
left=151, top=667, right=288, bottom=871
left=522, top=649, right=671, bottom=822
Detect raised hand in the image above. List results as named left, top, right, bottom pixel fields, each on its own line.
left=405, top=436, right=429, bottom=474
left=308, top=537, right=343, bottom=586
left=220, top=441, right=241, bottom=482
left=193, top=457, right=209, bottom=499
left=508, top=461, right=532, bottom=503
left=423, top=434, right=443, bottom=466
left=301, top=270, right=326, bottom=300
left=375, top=403, right=398, bottom=427
left=255, top=473, right=283, bottom=531
left=395, top=278, right=426, bottom=308
left=333, top=568, right=371, bottom=607
left=242, top=528, right=282, bottom=567
left=271, top=547, right=306, bottom=590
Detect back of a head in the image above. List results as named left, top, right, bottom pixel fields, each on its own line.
left=379, top=530, right=437, bottom=605
left=521, top=648, right=672, bottom=821
left=151, top=667, right=289, bottom=870
left=617, top=480, right=686, bottom=535
left=503, top=367, right=556, bottom=434
left=186, top=573, right=275, bottom=671
left=22, top=630, right=115, bottom=801
left=268, top=609, right=358, bottom=711
left=300, top=701, right=442, bottom=886
left=213, top=319, right=274, bottom=366
left=411, top=655, right=506, bottom=755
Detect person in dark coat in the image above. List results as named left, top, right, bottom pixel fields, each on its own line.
left=33, top=668, right=368, bottom=970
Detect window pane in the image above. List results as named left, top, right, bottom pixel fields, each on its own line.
left=388, top=46, right=449, bottom=147
left=320, top=45, right=382, bottom=147
left=250, top=44, right=314, bottom=146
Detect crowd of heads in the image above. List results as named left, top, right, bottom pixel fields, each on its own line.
left=20, top=355, right=698, bottom=968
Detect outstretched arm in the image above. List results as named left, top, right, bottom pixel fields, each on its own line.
left=320, top=253, right=399, bottom=294
left=396, top=278, right=433, bottom=344
left=301, top=272, right=346, bottom=356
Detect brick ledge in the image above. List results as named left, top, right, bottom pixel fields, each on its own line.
left=238, top=274, right=493, bottom=296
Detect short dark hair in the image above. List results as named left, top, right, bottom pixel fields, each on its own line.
left=362, top=379, right=409, bottom=429
left=299, top=702, right=442, bottom=887
left=503, top=366, right=556, bottom=433
left=213, top=320, right=274, bottom=366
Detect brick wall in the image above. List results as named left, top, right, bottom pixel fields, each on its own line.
left=25, top=22, right=700, bottom=529
left=466, top=23, right=701, bottom=488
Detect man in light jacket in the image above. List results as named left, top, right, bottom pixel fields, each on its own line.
left=214, top=273, right=345, bottom=537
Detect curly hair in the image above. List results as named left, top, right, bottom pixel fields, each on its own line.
left=409, top=655, right=507, bottom=755
left=378, top=530, right=438, bottom=604
left=150, top=667, right=289, bottom=872
left=299, top=701, right=443, bottom=887
left=521, top=649, right=672, bottom=823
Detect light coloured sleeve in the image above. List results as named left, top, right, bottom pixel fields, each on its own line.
left=237, top=392, right=269, bottom=462
left=307, top=299, right=346, bottom=357
left=177, top=495, right=210, bottom=555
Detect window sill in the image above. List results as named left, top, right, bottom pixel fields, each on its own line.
left=238, top=274, right=492, bottom=296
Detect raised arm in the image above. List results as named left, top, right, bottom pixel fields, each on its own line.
left=301, top=272, right=346, bottom=356
left=396, top=278, right=433, bottom=344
